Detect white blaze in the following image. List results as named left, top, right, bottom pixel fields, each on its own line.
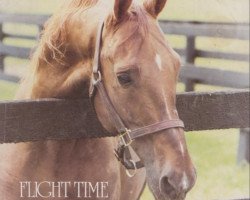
left=181, top=172, right=189, bottom=191
left=180, top=142, right=185, bottom=156
left=176, top=130, right=185, bottom=157
left=155, top=54, right=162, bottom=70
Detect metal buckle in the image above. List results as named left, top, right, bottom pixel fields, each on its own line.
left=120, top=128, right=133, bottom=147
left=92, top=71, right=102, bottom=86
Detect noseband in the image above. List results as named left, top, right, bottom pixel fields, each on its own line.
left=89, top=21, right=185, bottom=173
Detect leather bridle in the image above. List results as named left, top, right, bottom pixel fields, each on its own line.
left=89, top=21, right=185, bottom=174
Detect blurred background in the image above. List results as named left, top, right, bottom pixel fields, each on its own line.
left=0, top=0, right=249, bottom=199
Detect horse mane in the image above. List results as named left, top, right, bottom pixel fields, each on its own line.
left=35, top=0, right=148, bottom=68
left=16, top=0, right=98, bottom=98
left=16, top=0, right=149, bottom=99
left=34, top=0, right=98, bottom=67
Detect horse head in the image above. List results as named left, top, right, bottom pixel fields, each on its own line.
left=92, top=0, right=197, bottom=199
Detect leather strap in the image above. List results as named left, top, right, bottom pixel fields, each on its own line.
left=92, top=79, right=127, bottom=133
left=90, top=21, right=128, bottom=134
left=115, top=145, right=144, bottom=170
left=93, top=22, right=105, bottom=75
left=130, top=120, right=184, bottom=139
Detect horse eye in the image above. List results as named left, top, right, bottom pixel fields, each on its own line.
left=117, top=73, right=132, bottom=86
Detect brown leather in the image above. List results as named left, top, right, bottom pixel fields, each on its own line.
left=92, top=79, right=127, bottom=133
left=90, top=21, right=185, bottom=170
left=93, top=22, right=105, bottom=75
left=114, top=145, right=145, bottom=170
left=130, top=120, right=184, bottom=139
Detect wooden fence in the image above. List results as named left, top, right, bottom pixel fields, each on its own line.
left=159, top=20, right=249, bottom=91
left=0, top=13, right=46, bottom=81
left=0, top=13, right=249, bottom=200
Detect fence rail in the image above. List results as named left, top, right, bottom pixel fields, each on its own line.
left=159, top=20, right=249, bottom=39
left=0, top=71, right=19, bottom=82
left=0, top=13, right=47, bottom=25
left=180, top=65, right=249, bottom=89
left=0, top=90, right=249, bottom=144
left=0, top=14, right=249, bottom=90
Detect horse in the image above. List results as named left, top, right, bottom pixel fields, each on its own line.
left=0, top=0, right=196, bottom=199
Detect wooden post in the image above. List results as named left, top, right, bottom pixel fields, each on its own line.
left=0, top=23, right=4, bottom=71
left=37, top=25, right=43, bottom=40
left=185, top=36, right=196, bottom=92
left=237, top=128, right=250, bottom=164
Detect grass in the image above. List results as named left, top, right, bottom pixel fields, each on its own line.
left=0, top=80, right=18, bottom=100
left=0, top=0, right=249, bottom=199
left=185, top=130, right=249, bottom=200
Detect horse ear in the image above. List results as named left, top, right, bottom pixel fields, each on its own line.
left=143, top=0, right=167, bottom=18
left=114, top=0, right=132, bottom=20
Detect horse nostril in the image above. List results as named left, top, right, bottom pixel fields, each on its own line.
left=160, top=170, right=196, bottom=199
left=160, top=176, right=181, bottom=199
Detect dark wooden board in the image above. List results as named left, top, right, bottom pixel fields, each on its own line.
left=196, top=50, right=249, bottom=62
left=160, top=19, right=249, bottom=26
left=0, top=13, right=48, bottom=26
left=0, top=90, right=249, bottom=144
left=177, top=90, right=249, bottom=131
left=0, top=99, right=111, bottom=144
left=180, top=66, right=249, bottom=88
left=0, top=72, right=20, bottom=82
left=3, top=33, right=37, bottom=41
left=0, top=43, right=31, bottom=59
left=160, top=21, right=249, bottom=40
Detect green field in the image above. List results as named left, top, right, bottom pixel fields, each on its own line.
left=0, top=0, right=249, bottom=199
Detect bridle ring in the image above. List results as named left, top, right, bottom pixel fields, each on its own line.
left=125, top=159, right=137, bottom=178
left=92, top=70, right=102, bottom=85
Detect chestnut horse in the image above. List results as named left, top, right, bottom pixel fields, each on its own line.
left=0, top=0, right=196, bottom=199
